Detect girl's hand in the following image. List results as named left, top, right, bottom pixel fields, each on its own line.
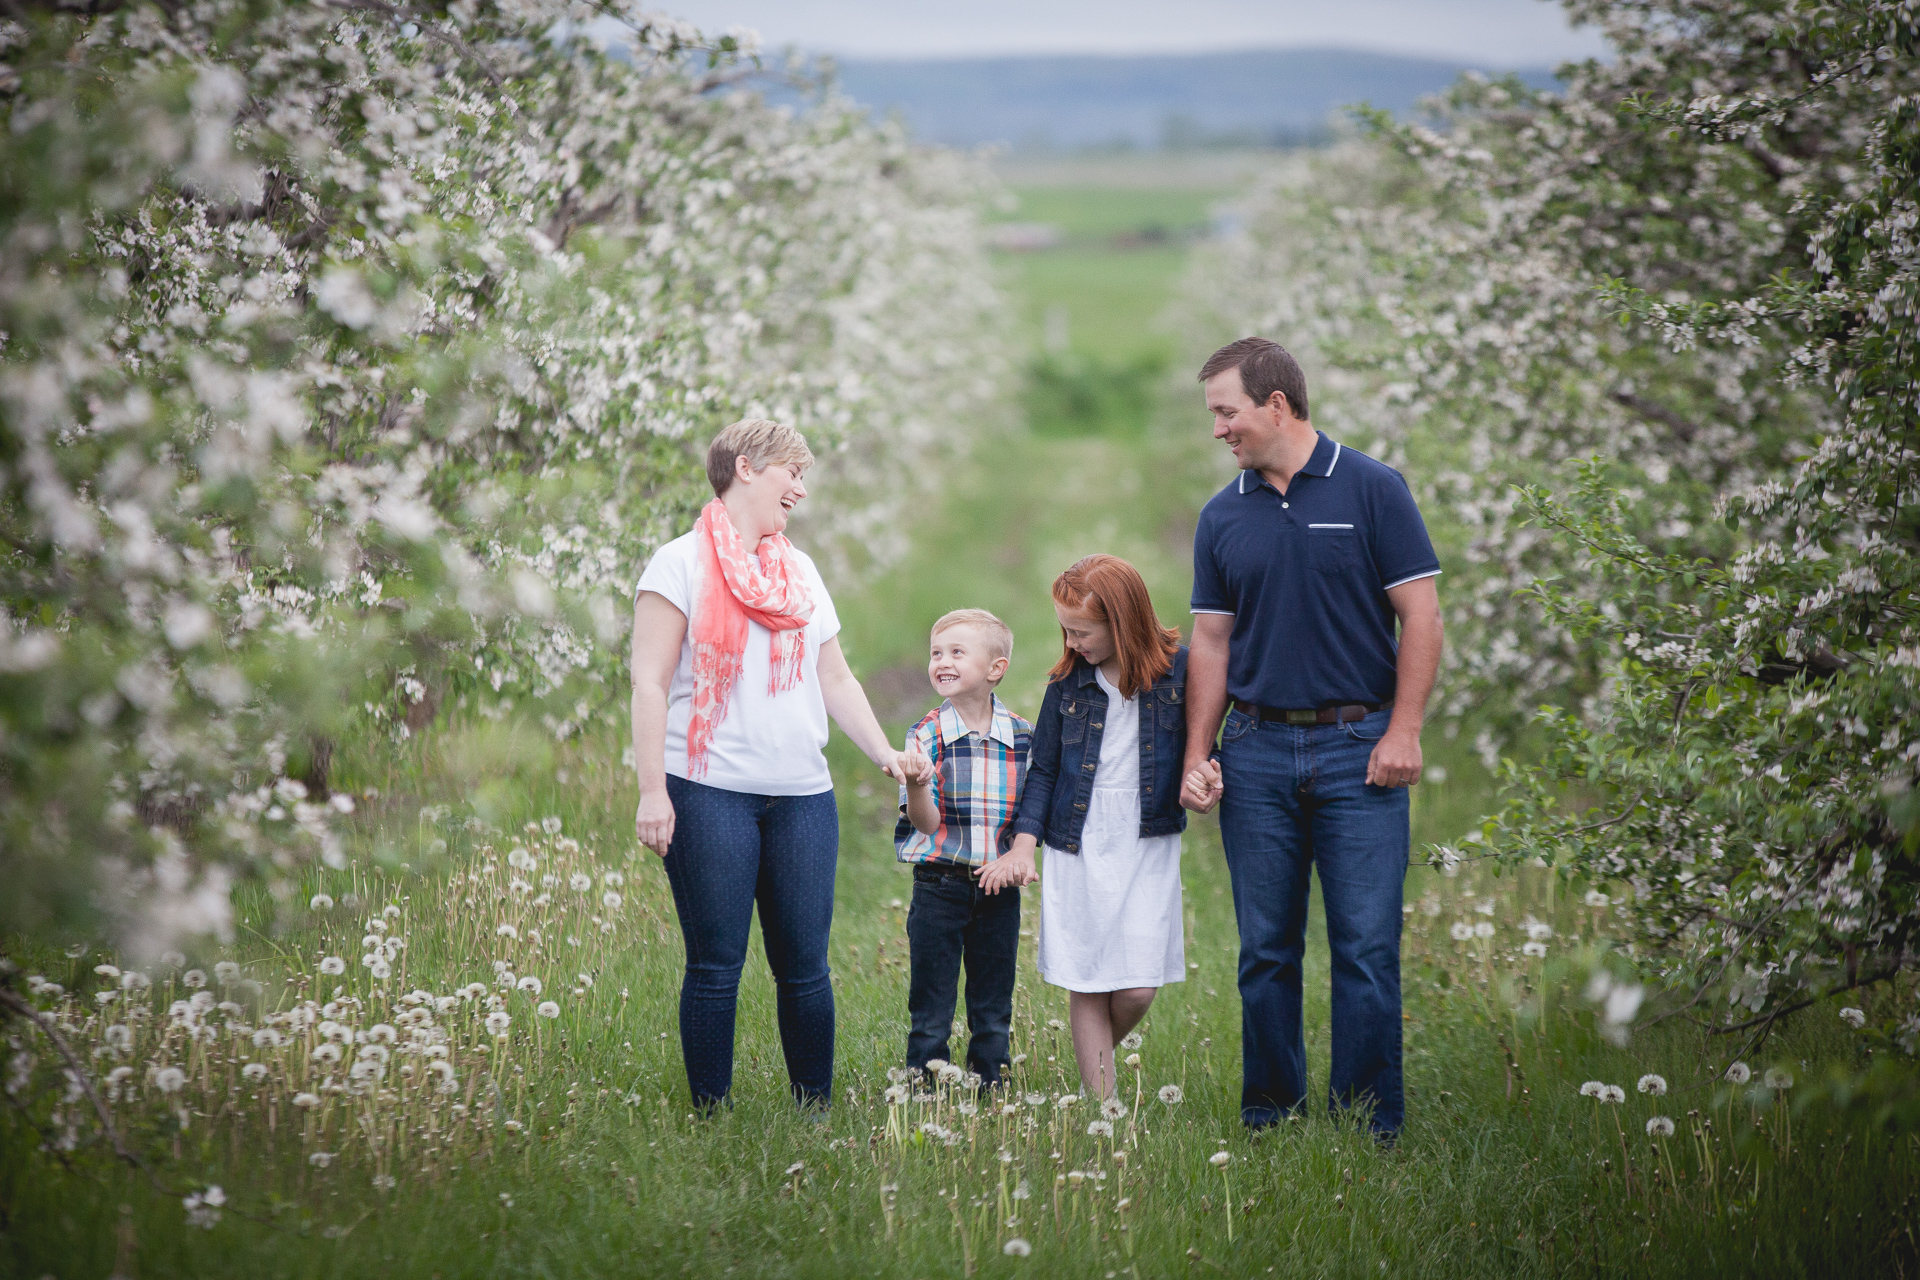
left=636, top=790, right=676, bottom=857
left=979, top=846, right=1036, bottom=895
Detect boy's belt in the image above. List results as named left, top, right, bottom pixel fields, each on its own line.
left=1232, top=699, right=1392, bottom=725
left=913, top=860, right=977, bottom=878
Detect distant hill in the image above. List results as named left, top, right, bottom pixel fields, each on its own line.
left=815, top=48, right=1562, bottom=150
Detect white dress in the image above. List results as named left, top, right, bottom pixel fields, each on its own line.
left=1038, top=667, right=1187, bottom=992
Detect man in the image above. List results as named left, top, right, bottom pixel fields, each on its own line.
left=1181, top=337, right=1443, bottom=1139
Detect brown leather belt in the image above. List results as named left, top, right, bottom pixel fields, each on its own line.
left=1233, top=699, right=1391, bottom=726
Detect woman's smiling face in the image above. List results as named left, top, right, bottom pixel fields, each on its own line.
left=727, top=456, right=808, bottom=543
left=1054, top=601, right=1115, bottom=669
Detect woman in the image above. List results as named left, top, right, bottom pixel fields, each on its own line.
left=986, top=554, right=1188, bottom=1099
left=631, top=418, right=906, bottom=1112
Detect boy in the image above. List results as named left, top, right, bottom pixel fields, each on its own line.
left=895, top=608, right=1032, bottom=1085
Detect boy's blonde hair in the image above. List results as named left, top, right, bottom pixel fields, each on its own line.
left=932, top=609, right=1014, bottom=670
left=705, top=418, right=815, bottom=497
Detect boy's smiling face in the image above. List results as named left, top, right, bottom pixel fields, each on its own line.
left=927, top=623, right=1007, bottom=702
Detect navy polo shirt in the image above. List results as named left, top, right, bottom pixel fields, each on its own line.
left=1190, top=432, right=1440, bottom=709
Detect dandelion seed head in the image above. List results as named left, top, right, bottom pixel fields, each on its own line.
left=242, top=1062, right=269, bottom=1082
left=1473, top=921, right=1495, bottom=939
left=537, top=1000, right=560, bottom=1018
left=1449, top=922, right=1473, bottom=941
left=485, top=1011, right=511, bottom=1036
left=1763, top=1067, right=1793, bottom=1090
left=1646, top=1116, right=1675, bottom=1137
left=182, top=969, right=207, bottom=989
left=1209, top=1151, right=1232, bottom=1167
left=1101, top=1097, right=1126, bottom=1120
left=1636, top=1074, right=1667, bottom=1096
left=602, top=891, right=623, bottom=910
left=154, top=1066, right=186, bottom=1093
left=318, top=956, right=346, bottom=976
left=1600, top=1085, right=1626, bottom=1104
left=883, top=1085, right=909, bottom=1104
left=294, top=1091, right=322, bottom=1109
left=1124, top=1052, right=1141, bottom=1067
left=1839, top=1007, right=1866, bottom=1028
left=1724, top=1061, right=1751, bottom=1084
left=1055, top=1093, right=1079, bottom=1109
left=570, top=873, right=592, bottom=892
left=1523, top=941, right=1548, bottom=957
left=1579, top=1080, right=1605, bottom=1098
left=937, top=1063, right=965, bottom=1085
left=1158, top=1084, right=1183, bottom=1105
left=308, top=1151, right=334, bottom=1167
left=1002, top=1238, right=1032, bottom=1257
left=310, top=893, right=335, bottom=911
left=1120, top=1031, right=1142, bottom=1050
left=1024, top=1092, right=1046, bottom=1108
left=1087, top=1120, right=1113, bottom=1138
left=517, top=975, right=543, bottom=996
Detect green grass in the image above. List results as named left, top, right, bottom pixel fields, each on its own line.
left=5, top=173, right=1918, bottom=1280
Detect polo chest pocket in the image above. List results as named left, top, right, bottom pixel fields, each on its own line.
left=1307, top=524, right=1359, bottom=575
left=1060, top=698, right=1089, bottom=744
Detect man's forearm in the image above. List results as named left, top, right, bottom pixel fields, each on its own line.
left=1385, top=585, right=1443, bottom=739
left=1185, top=644, right=1230, bottom=767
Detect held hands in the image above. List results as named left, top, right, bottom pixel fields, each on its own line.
left=1365, top=725, right=1424, bottom=788
left=883, top=745, right=934, bottom=787
left=977, top=838, right=1038, bottom=895
left=1181, top=758, right=1223, bottom=813
left=635, top=790, right=676, bottom=857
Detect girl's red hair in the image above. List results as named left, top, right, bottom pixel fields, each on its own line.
left=1048, top=554, right=1181, bottom=699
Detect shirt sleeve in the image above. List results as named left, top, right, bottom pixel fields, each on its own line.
left=898, top=715, right=941, bottom=815
left=1189, top=505, right=1235, bottom=614
left=636, top=536, right=694, bottom=616
left=1371, top=471, right=1442, bottom=590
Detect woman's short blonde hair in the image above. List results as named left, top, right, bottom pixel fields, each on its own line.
left=706, top=418, right=815, bottom=497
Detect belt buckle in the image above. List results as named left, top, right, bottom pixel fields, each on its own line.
left=1285, top=708, right=1317, bottom=726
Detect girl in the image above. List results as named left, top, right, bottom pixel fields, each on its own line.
left=982, top=554, right=1188, bottom=1098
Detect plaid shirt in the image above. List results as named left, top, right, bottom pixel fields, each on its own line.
left=894, top=695, right=1033, bottom=867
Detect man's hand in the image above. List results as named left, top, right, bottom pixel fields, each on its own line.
left=979, top=840, right=1038, bottom=894
left=636, top=790, right=676, bottom=856
left=1181, top=758, right=1223, bottom=812
left=1366, top=725, right=1423, bottom=788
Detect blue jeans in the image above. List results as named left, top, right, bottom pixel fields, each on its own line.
left=1217, top=707, right=1408, bottom=1135
left=905, top=864, right=1020, bottom=1083
left=661, top=775, right=838, bottom=1110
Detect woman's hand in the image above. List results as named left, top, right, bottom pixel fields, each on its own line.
left=636, top=790, right=676, bottom=857
left=979, top=839, right=1038, bottom=894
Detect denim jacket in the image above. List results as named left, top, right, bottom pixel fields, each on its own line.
left=1008, top=647, right=1189, bottom=854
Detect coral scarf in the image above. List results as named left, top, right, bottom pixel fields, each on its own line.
left=686, top=499, right=814, bottom=778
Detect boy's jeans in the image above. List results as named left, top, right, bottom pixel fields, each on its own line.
left=1217, top=707, right=1409, bottom=1135
left=905, top=863, right=1020, bottom=1083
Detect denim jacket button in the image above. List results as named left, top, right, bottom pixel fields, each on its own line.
left=1092, top=721, right=1102, bottom=729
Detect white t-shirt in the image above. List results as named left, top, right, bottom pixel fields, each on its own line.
left=636, top=530, right=841, bottom=796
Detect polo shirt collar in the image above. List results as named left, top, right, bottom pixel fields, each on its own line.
left=937, top=694, right=1020, bottom=748
left=1237, top=431, right=1342, bottom=493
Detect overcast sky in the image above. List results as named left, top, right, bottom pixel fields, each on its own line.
left=656, top=0, right=1608, bottom=66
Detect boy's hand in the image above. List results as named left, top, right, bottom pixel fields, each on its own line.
left=899, top=745, right=934, bottom=787
left=978, top=845, right=1036, bottom=895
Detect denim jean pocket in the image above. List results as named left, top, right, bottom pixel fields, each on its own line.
left=1222, top=707, right=1255, bottom=743
left=1341, top=712, right=1388, bottom=743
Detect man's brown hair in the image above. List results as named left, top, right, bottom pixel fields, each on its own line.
left=1048, top=554, right=1181, bottom=700
left=1198, top=337, right=1310, bottom=421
